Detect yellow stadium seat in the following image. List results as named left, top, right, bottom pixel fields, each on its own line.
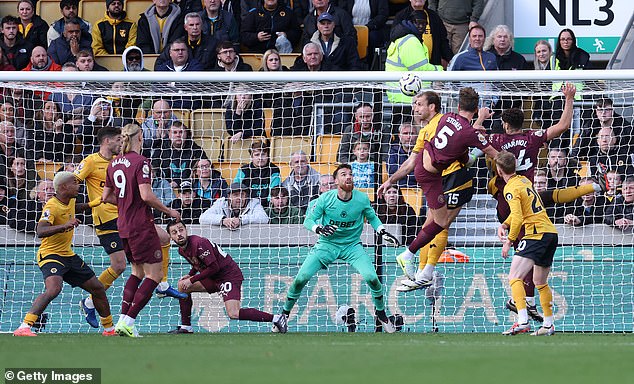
left=264, top=108, right=273, bottom=137
left=125, top=0, right=150, bottom=19
left=35, top=161, right=62, bottom=180
left=223, top=136, right=266, bottom=163
left=190, top=108, right=226, bottom=139
left=240, top=53, right=261, bottom=71
left=95, top=54, right=158, bottom=71
left=354, top=25, right=369, bottom=59
left=270, top=136, right=312, bottom=164
left=80, top=0, right=107, bottom=26
left=172, top=109, right=191, bottom=127
left=214, top=162, right=242, bottom=182
left=401, top=188, right=424, bottom=214
left=38, top=0, right=59, bottom=24
left=316, top=134, right=341, bottom=164
left=279, top=53, right=300, bottom=68
left=278, top=163, right=291, bottom=180
left=193, top=137, right=222, bottom=162
left=0, top=2, right=19, bottom=19
left=311, top=162, right=336, bottom=176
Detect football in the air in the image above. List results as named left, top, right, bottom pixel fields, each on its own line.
left=399, top=73, right=422, bottom=96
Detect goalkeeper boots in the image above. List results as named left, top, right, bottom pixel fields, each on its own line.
left=155, top=286, right=188, bottom=300
left=80, top=298, right=99, bottom=328
left=505, top=299, right=544, bottom=322
left=13, top=327, right=37, bottom=337
left=502, top=322, right=531, bottom=335
left=376, top=310, right=396, bottom=333
left=531, top=325, right=555, bottom=336
left=396, top=252, right=416, bottom=280
left=272, top=314, right=288, bottom=334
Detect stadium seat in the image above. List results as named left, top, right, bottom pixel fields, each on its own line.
left=311, top=162, right=336, bottom=176
left=95, top=54, right=158, bottom=71
left=0, top=2, right=19, bottom=19
left=278, top=163, right=291, bottom=179
left=125, top=0, right=150, bottom=19
left=264, top=108, right=273, bottom=137
left=80, top=0, right=107, bottom=26
left=193, top=137, right=222, bottom=162
left=190, top=108, right=226, bottom=139
left=401, top=188, right=424, bottom=215
left=279, top=53, right=301, bottom=69
left=172, top=109, right=191, bottom=127
left=316, top=134, right=341, bottom=163
left=214, top=162, right=242, bottom=182
left=35, top=161, right=62, bottom=180
left=223, top=136, right=266, bottom=163
left=38, top=0, right=59, bottom=24
left=270, top=136, right=312, bottom=164
left=240, top=53, right=261, bottom=71
left=354, top=25, right=369, bottom=59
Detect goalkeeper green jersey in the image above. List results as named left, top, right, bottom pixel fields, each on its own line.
left=304, top=189, right=383, bottom=247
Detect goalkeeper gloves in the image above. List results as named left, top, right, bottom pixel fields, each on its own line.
left=378, top=228, right=400, bottom=246
left=315, top=225, right=338, bottom=237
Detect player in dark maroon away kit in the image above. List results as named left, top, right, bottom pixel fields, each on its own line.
left=102, top=123, right=181, bottom=337
left=165, top=220, right=288, bottom=333
left=379, top=87, right=500, bottom=263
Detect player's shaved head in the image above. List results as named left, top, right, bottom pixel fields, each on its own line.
left=53, top=171, right=76, bottom=192
left=495, top=151, right=516, bottom=175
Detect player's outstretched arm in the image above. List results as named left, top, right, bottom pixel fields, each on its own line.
left=378, top=151, right=418, bottom=198
left=101, top=186, right=117, bottom=205
left=546, top=82, right=576, bottom=140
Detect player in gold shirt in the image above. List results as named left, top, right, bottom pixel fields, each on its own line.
left=495, top=151, right=557, bottom=336
left=13, top=172, right=116, bottom=336
left=75, top=128, right=185, bottom=328
left=378, top=91, right=491, bottom=291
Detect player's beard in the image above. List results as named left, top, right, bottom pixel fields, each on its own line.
left=175, top=236, right=187, bottom=247
left=340, top=182, right=354, bottom=193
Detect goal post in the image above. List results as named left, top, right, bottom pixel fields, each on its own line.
left=0, top=70, right=633, bottom=334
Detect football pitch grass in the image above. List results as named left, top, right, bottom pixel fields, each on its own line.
left=1, top=333, right=632, bottom=384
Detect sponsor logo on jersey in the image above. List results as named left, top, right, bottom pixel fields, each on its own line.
left=505, top=192, right=513, bottom=201
left=328, top=219, right=356, bottom=228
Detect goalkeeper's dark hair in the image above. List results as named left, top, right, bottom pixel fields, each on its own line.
left=495, top=151, right=516, bottom=175
left=501, top=108, right=524, bottom=131
left=97, top=127, right=121, bottom=144
left=333, top=163, right=352, bottom=178
left=165, top=219, right=184, bottom=233
left=458, top=87, right=479, bottom=113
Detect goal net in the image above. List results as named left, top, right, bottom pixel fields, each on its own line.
left=0, top=71, right=632, bottom=334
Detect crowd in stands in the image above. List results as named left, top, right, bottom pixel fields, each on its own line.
left=1, top=0, right=632, bottom=239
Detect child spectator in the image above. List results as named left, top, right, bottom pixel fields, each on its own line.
left=350, top=140, right=374, bottom=188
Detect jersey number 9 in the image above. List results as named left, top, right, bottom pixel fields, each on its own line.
left=113, top=169, right=126, bottom=198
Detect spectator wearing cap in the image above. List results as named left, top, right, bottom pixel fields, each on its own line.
left=309, top=12, right=364, bottom=71
left=301, top=0, right=356, bottom=46
left=199, top=182, right=269, bottom=228
left=393, top=0, right=453, bottom=67
left=167, top=180, right=211, bottom=224
left=233, top=138, right=280, bottom=206
left=92, top=0, right=137, bottom=55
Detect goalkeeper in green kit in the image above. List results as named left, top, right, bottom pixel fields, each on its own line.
left=274, top=164, right=400, bottom=333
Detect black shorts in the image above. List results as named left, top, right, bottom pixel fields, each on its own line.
left=39, top=254, right=96, bottom=287
left=98, top=232, right=124, bottom=255
left=442, top=166, right=474, bottom=209
left=515, top=233, right=558, bottom=267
